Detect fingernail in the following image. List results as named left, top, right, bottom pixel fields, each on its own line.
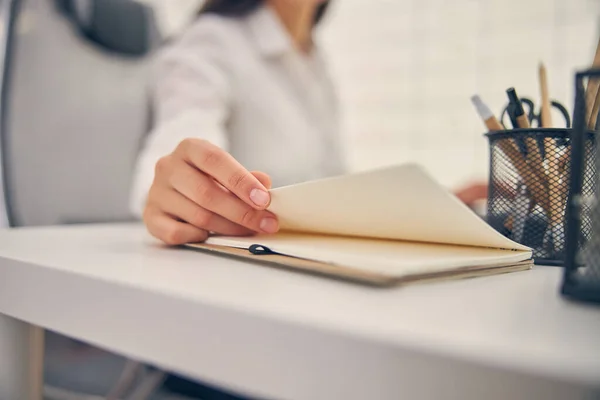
left=250, top=188, right=270, bottom=207
left=260, top=217, right=279, bottom=233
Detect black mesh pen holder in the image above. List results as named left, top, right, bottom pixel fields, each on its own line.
left=562, top=68, right=600, bottom=305
left=485, top=128, right=597, bottom=266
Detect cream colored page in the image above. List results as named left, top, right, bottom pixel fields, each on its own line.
left=205, top=233, right=531, bottom=276
left=266, top=164, right=529, bottom=251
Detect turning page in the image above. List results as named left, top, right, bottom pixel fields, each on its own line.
left=200, top=164, right=532, bottom=276
left=264, top=164, right=528, bottom=250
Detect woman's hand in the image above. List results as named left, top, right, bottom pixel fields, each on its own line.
left=453, top=182, right=489, bottom=207
left=143, top=138, right=279, bottom=245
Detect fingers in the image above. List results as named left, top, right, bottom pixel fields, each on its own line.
left=169, top=161, right=279, bottom=233
left=176, top=139, right=271, bottom=209
left=251, top=171, right=272, bottom=190
left=155, top=188, right=253, bottom=236
left=454, top=182, right=489, bottom=206
left=144, top=140, right=278, bottom=246
left=144, top=207, right=209, bottom=245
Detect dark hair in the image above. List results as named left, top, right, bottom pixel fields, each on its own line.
left=200, top=0, right=330, bottom=25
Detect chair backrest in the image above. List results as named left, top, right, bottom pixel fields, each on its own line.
left=0, top=0, right=160, bottom=227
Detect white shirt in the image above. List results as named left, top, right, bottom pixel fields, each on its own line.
left=137, top=0, right=203, bottom=38
left=129, top=5, right=347, bottom=216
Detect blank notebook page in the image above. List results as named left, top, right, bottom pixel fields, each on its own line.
left=265, top=164, right=529, bottom=251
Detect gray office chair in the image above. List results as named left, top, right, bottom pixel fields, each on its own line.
left=0, top=0, right=159, bottom=227
left=0, top=0, right=168, bottom=397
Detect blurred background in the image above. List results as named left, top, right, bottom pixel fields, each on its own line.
left=320, top=0, right=599, bottom=187
left=0, top=0, right=599, bottom=229
left=142, top=0, right=600, bottom=187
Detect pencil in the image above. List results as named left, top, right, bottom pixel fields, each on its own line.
left=558, top=147, right=570, bottom=216
left=586, top=36, right=600, bottom=128
left=589, top=82, right=600, bottom=130
left=539, top=63, right=565, bottom=248
left=471, top=95, right=549, bottom=214
left=506, top=88, right=548, bottom=189
left=471, top=95, right=507, bottom=132
left=539, top=63, right=553, bottom=128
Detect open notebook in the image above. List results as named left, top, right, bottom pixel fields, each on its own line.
left=187, top=164, right=533, bottom=286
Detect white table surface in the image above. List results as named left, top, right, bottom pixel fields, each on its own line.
left=0, top=223, right=599, bottom=400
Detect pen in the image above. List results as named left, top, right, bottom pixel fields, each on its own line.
left=505, top=101, right=527, bottom=155
left=506, top=103, right=520, bottom=129
left=506, top=88, right=531, bottom=129
left=506, top=87, right=547, bottom=189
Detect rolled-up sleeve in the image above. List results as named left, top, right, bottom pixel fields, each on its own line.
left=129, top=20, right=231, bottom=217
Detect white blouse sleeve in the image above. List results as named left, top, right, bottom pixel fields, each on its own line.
left=129, top=20, right=232, bottom=218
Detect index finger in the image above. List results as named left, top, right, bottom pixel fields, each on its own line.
left=177, top=139, right=271, bottom=210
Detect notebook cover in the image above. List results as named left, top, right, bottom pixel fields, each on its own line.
left=186, top=243, right=533, bottom=287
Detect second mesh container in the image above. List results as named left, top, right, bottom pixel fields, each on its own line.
left=485, top=128, right=597, bottom=265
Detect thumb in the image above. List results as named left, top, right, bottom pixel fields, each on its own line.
left=251, top=171, right=272, bottom=190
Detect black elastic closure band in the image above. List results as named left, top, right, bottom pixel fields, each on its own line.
left=249, top=245, right=275, bottom=255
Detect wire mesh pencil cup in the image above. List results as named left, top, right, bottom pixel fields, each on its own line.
left=562, top=68, right=600, bottom=304
left=485, top=127, right=597, bottom=266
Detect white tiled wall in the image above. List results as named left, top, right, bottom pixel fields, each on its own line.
left=319, top=0, right=600, bottom=187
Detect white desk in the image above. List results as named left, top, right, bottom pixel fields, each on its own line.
left=0, top=223, right=599, bottom=400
